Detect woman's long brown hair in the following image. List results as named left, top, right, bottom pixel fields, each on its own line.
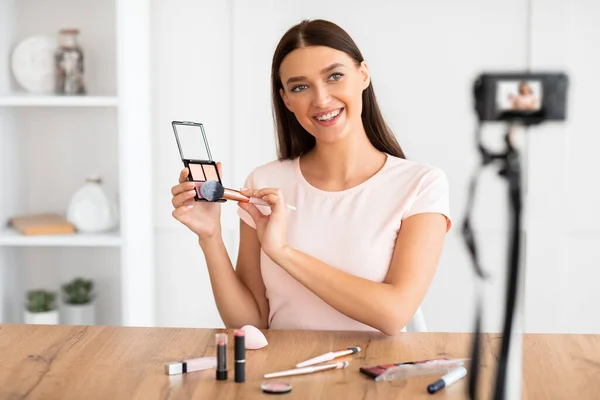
left=271, top=19, right=406, bottom=160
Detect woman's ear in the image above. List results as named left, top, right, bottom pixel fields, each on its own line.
left=359, top=61, right=370, bottom=90
left=279, top=88, right=293, bottom=112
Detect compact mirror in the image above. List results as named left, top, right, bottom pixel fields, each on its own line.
left=172, top=120, right=212, bottom=162
left=171, top=120, right=225, bottom=202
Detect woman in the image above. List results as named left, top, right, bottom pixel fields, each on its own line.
left=509, top=81, right=539, bottom=111
left=171, top=19, right=451, bottom=335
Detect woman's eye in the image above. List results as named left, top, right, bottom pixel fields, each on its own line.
left=291, top=84, right=308, bottom=92
left=329, top=72, right=344, bottom=81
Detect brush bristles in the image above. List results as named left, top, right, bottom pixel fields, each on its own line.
left=199, top=180, right=225, bottom=201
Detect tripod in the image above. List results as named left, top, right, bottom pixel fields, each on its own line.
left=462, top=123, right=524, bottom=400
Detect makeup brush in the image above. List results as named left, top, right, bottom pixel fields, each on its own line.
left=199, top=180, right=296, bottom=211
left=295, top=346, right=361, bottom=368
left=264, top=361, right=350, bottom=379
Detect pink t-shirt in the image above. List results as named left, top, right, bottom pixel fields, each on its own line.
left=237, top=153, right=452, bottom=332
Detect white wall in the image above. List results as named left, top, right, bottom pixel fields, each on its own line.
left=524, top=0, right=600, bottom=333
left=152, top=0, right=600, bottom=333
left=151, top=0, right=233, bottom=328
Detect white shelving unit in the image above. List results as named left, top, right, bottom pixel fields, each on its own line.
left=0, top=94, right=118, bottom=107
left=0, top=0, right=154, bottom=327
left=0, top=229, right=122, bottom=247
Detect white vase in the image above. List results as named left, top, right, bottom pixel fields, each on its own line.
left=60, top=302, right=96, bottom=325
left=67, top=176, right=118, bottom=233
left=24, top=309, right=59, bottom=325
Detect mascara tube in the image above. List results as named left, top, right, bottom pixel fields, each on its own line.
left=216, top=333, right=227, bottom=380
left=234, top=330, right=246, bottom=382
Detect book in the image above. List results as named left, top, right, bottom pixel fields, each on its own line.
left=8, top=213, right=76, bottom=236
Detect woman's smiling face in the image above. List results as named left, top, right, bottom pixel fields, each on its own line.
left=278, top=45, right=370, bottom=144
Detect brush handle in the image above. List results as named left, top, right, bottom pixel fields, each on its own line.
left=249, top=197, right=296, bottom=211
left=296, top=352, right=335, bottom=368
left=222, top=187, right=296, bottom=211
left=264, top=361, right=347, bottom=378
left=296, top=346, right=360, bottom=368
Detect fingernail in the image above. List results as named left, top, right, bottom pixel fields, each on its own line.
left=240, top=187, right=248, bottom=191
left=187, top=205, right=194, bottom=209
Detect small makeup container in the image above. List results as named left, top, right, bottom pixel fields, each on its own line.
left=261, top=381, right=292, bottom=394
left=234, top=329, right=246, bottom=383
left=171, top=121, right=225, bottom=202
left=216, top=333, right=228, bottom=380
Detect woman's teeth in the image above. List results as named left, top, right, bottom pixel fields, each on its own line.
left=315, top=109, right=341, bottom=121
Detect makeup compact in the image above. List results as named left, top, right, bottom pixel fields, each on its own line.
left=171, top=120, right=225, bottom=202
left=261, top=381, right=292, bottom=394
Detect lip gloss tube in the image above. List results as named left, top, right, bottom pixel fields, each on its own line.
left=164, top=356, right=216, bottom=375
left=216, top=333, right=228, bottom=380
left=234, top=330, right=246, bottom=382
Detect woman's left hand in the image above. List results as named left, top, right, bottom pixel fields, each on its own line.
left=238, top=188, right=289, bottom=259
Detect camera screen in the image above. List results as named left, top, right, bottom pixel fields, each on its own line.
left=496, top=80, right=542, bottom=113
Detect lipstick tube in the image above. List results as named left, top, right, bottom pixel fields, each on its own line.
left=234, top=330, right=246, bottom=382
left=216, top=333, right=227, bottom=380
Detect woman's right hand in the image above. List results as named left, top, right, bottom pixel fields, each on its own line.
left=171, top=162, right=223, bottom=241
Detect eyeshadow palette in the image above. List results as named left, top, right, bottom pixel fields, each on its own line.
left=172, top=120, right=226, bottom=202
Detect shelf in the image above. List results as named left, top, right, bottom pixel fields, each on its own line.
left=0, top=93, right=118, bottom=107
left=0, top=229, right=122, bottom=247
left=0, top=0, right=155, bottom=326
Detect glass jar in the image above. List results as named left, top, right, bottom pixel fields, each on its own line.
left=55, top=29, right=86, bottom=95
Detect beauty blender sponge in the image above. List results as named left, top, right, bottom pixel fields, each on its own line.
left=241, top=325, right=268, bottom=349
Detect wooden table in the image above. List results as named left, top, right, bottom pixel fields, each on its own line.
left=0, top=324, right=598, bottom=399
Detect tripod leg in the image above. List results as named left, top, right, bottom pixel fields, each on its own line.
left=493, top=130, right=524, bottom=400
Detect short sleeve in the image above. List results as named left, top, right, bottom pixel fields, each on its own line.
left=403, top=168, right=452, bottom=232
left=237, top=169, right=257, bottom=229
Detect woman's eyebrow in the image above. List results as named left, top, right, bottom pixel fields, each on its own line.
left=320, top=62, right=345, bottom=74
left=285, top=63, right=346, bottom=85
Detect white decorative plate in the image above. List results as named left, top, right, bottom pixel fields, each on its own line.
left=11, top=35, right=57, bottom=94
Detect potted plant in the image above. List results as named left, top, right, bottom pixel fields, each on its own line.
left=60, top=277, right=96, bottom=325
left=24, top=289, right=58, bottom=324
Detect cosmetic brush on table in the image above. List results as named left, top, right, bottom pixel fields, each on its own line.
left=264, top=361, right=350, bottom=379
left=295, top=346, right=361, bottom=368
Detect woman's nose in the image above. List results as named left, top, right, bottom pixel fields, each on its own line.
left=312, top=85, right=332, bottom=108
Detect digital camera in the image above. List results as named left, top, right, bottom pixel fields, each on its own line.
left=473, top=73, right=568, bottom=125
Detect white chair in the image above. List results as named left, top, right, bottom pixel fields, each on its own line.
left=405, top=307, right=428, bottom=332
